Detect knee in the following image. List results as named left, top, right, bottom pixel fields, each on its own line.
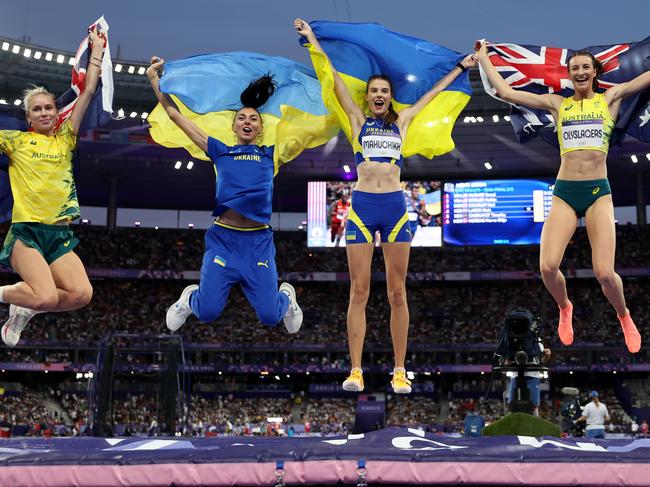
left=594, top=267, right=616, bottom=288
left=192, top=296, right=224, bottom=323
left=540, top=261, right=560, bottom=280
left=387, top=285, right=407, bottom=308
left=32, top=291, right=59, bottom=311
left=194, top=306, right=223, bottom=323
left=349, top=281, right=370, bottom=306
left=257, top=308, right=282, bottom=326
left=71, top=284, right=93, bottom=309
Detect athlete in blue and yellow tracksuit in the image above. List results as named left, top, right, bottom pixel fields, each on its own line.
left=146, top=58, right=302, bottom=335
left=189, top=139, right=289, bottom=325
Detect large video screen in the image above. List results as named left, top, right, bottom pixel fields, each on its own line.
left=442, top=179, right=553, bottom=246
left=307, top=181, right=443, bottom=247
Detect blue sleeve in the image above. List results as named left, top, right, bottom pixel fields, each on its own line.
left=265, top=145, right=275, bottom=159
left=206, top=137, right=229, bottom=161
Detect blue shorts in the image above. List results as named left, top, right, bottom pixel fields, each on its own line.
left=508, top=376, right=540, bottom=407
left=345, top=190, right=411, bottom=244
left=189, top=223, right=289, bottom=326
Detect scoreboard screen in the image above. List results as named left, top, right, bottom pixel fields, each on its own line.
left=442, top=179, right=553, bottom=246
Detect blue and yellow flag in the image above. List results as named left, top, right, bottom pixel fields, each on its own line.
left=148, top=52, right=339, bottom=172
left=300, top=21, right=472, bottom=158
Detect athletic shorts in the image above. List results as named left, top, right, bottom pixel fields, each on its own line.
left=0, top=222, right=78, bottom=267
left=345, top=190, right=411, bottom=244
left=552, top=179, right=611, bottom=218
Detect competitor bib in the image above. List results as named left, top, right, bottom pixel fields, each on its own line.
left=561, top=119, right=605, bottom=150
left=361, top=134, right=402, bottom=160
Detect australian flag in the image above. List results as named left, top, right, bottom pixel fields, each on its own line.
left=0, top=16, right=115, bottom=223
left=478, top=37, right=650, bottom=148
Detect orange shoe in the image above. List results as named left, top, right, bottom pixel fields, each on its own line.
left=558, top=301, right=574, bottom=346
left=619, top=312, right=641, bottom=353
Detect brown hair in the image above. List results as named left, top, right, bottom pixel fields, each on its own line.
left=366, top=75, right=398, bottom=125
left=567, top=51, right=604, bottom=91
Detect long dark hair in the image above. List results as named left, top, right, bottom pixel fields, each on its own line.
left=366, top=75, right=398, bottom=125
left=567, top=51, right=604, bottom=91
left=239, top=74, right=276, bottom=114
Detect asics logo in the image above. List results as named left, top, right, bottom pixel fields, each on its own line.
left=564, top=104, right=573, bottom=111
left=63, top=241, right=70, bottom=247
left=592, top=187, right=600, bottom=195
left=257, top=260, right=269, bottom=268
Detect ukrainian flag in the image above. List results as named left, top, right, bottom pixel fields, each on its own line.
left=148, top=52, right=339, bottom=173
left=301, top=21, right=472, bottom=158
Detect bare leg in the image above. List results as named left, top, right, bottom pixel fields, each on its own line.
left=584, top=195, right=640, bottom=352
left=539, top=196, right=579, bottom=345
left=3, top=240, right=59, bottom=311
left=539, top=196, right=578, bottom=308
left=345, top=243, right=374, bottom=369
left=381, top=242, right=411, bottom=368
left=49, top=251, right=93, bottom=311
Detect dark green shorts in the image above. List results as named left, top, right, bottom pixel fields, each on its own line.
left=552, top=179, right=611, bottom=218
left=0, top=223, right=79, bottom=268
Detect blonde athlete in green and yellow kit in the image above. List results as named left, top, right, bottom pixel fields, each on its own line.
left=0, top=28, right=106, bottom=347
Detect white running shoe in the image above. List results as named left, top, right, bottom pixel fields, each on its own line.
left=342, top=368, right=364, bottom=392
left=279, top=282, right=303, bottom=334
left=166, top=285, right=198, bottom=332
left=1, top=305, right=37, bottom=347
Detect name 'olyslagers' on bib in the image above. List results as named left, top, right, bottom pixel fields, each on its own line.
left=561, top=118, right=604, bottom=150
left=557, top=94, right=613, bottom=156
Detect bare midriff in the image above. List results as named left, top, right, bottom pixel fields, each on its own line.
left=354, top=161, right=402, bottom=193
left=217, top=208, right=266, bottom=228
left=557, top=149, right=608, bottom=180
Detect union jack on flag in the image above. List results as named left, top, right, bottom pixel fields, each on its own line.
left=479, top=37, right=650, bottom=147
left=56, top=15, right=115, bottom=131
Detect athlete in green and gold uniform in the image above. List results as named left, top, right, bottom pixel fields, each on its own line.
left=479, top=42, right=650, bottom=354
left=0, top=27, right=106, bottom=347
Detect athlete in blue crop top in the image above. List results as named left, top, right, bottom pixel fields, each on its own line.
left=146, top=57, right=303, bottom=335
left=296, top=19, right=477, bottom=393
left=479, top=42, right=650, bottom=353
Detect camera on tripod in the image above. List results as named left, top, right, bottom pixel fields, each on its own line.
left=493, top=308, right=549, bottom=415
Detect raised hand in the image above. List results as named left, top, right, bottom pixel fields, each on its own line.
left=146, top=56, right=165, bottom=80
left=88, top=26, right=105, bottom=55
left=475, top=40, right=489, bottom=59
left=294, top=18, right=313, bottom=39
left=460, top=53, right=478, bottom=69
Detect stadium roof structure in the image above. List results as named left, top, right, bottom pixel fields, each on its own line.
left=0, top=35, right=648, bottom=211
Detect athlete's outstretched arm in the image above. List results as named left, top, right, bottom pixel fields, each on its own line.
left=294, top=18, right=365, bottom=130
left=70, top=27, right=105, bottom=135
left=476, top=41, right=561, bottom=113
left=146, top=56, right=208, bottom=153
left=606, top=70, right=650, bottom=103
left=398, top=53, right=477, bottom=128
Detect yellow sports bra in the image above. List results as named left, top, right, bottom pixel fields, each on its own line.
left=557, top=93, right=615, bottom=156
